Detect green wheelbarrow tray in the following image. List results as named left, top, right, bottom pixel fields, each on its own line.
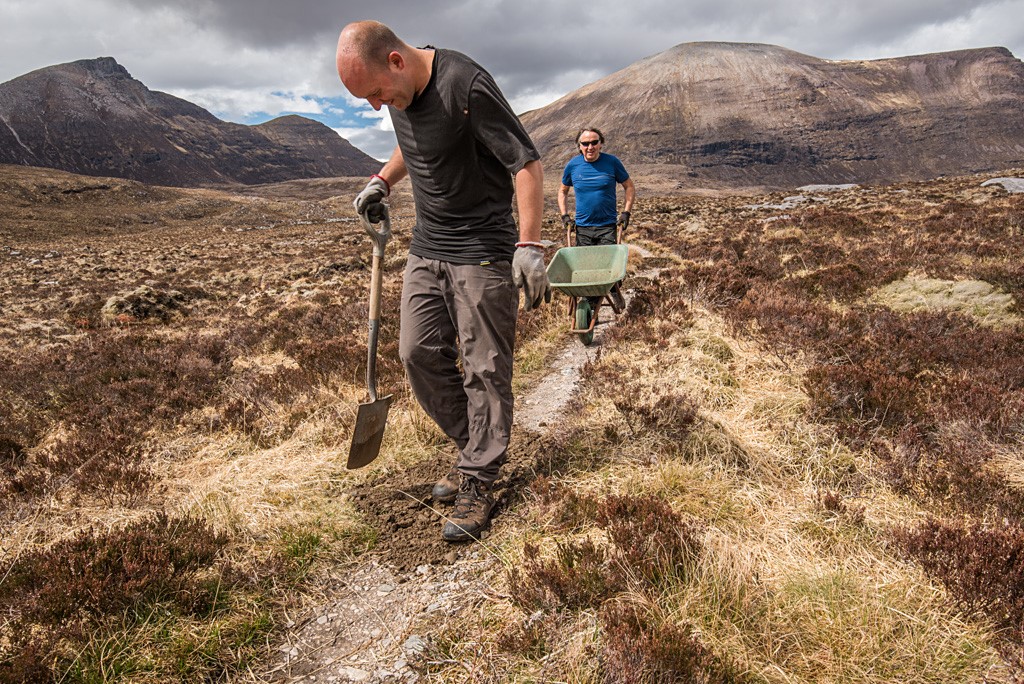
left=546, top=244, right=629, bottom=298
left=547, top=244, right=629, bottom=345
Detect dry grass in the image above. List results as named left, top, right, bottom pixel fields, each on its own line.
left=3, top=166, right=1023, bottom=681
left=870, top=276, right=1020, bottom=327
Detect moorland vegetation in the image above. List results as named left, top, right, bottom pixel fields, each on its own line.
left=1, top=164, right=1023, bottom=682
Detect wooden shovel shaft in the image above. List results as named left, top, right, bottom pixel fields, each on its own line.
left=365, top=251, right=384, bottom=402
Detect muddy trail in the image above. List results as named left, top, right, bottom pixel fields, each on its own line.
left=263, top=248, right=661, bottom=683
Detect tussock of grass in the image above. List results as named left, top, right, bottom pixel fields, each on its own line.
left=870, top=276, right=1018, bottom=326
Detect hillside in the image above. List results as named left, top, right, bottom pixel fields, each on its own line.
left=0, top=57, right=379, bottom=186
left=523, top=43, right=1024, bottom=190
left=1, top=164, right=1023, bottom=681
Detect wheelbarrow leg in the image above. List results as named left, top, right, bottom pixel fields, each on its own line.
left=575, top=298, right=595, bottom=346
left=608, top=283, right=625, bottom=314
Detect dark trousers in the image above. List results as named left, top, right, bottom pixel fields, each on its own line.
left=398, top=255, right=518, bottom=483
left=575, top=224, right=616, bottom=247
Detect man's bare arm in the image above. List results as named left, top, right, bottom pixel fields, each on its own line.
left=514, top=160, right=544, bottom=242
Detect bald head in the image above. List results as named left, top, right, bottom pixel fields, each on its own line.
left=336, top=20, right=432, bottom=112
left=337, top=20, right=405, bottom=72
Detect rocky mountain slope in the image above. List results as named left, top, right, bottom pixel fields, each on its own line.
left=0, top=57, right=378, bottom=186
left=523, top=43, right=1024, bottom=190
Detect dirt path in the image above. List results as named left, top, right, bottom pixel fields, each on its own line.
left=261, top=246, right=660, bottom=683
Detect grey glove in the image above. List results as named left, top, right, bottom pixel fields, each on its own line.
left=354, top=175, right=389, bottom=224
left=512, top=245, right=551, bottom=311
left=561, top=213, right=573, bottom=228
left=617, top=211, right=631, bottom=231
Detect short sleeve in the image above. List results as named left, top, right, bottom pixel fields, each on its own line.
left=614, top=156, right=630, bottom=183
left=468, top=73, right=540, bottom=175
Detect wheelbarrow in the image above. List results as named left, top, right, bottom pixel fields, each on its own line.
left=546, top=243, right=629, bottom=345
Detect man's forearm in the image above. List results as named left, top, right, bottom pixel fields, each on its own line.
left=376, top=146, right=408, bottom=189
left=557, top=186, right=570, bottom=216
left=622, top=179, right=636, bottom=213
left=515, top=160, right=544, bottom=242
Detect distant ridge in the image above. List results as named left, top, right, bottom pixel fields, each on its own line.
left=522, top=43, right=1024, bottom=189
left=0, top=57, right=379, bottom=187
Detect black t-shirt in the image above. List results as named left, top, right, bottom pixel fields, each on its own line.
left=389, top=49, right=540, bottom=264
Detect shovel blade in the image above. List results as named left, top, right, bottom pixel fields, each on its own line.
left=347, top=394, right=393, bottom=469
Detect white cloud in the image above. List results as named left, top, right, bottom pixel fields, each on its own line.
left=169, top=88, right=329, bottom=119
left=355, top=109, right=393, bottom=132
left=507, top=68, right=607, bottom=114
left=334, top=124, right=397, bottom=162
left=840, top=1, right=1024, bottom=59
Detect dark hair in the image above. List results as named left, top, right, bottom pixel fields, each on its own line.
left=575, top=127, right=605, bottom=146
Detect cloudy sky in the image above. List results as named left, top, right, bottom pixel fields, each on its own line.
left=2, top=0, right=1022, bottom=160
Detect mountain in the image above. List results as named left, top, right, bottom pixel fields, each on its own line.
left=522, top=43, right=1024, bottom=190
left=0, top=57, right=379, bottom=187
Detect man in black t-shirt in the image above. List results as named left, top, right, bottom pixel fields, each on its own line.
left=336, top=21, right=549, bottom=542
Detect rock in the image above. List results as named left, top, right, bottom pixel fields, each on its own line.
left=797, top=183, right=859, bottom=192
left=100, top=284, right=188, bottom=322
left=981, top=177, right=1024, bottom=194
left=402, top=635, right=427, bottom=654
left=341, top=666, right=370, bottom=681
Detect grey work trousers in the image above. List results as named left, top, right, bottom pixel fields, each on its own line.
left=398, top=254, right=518, bottom=483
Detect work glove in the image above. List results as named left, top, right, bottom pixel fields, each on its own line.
left=617, top=211, right=631, bottom=232
left=512, top=244, right=551, bottom=311
left=354, top=175, right=389, bottom=224
left=561, top=213, right=574, bottom=229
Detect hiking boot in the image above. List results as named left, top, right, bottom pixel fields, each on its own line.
left=432, top=467, right=462, bottom=504
left=441, top=477, right=495, bottom=542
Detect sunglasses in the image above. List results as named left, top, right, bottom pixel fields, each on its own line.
left=579, top=140, right=601, bottom=147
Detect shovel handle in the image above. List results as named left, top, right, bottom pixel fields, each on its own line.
left=365, top=258, right=384, bottom=403
left=360, top=208, right=391, bottom=403
left=360, top=206, right=392, bottom=258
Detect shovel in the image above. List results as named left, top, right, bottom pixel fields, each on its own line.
left=347, top=207, right=394, bottom=469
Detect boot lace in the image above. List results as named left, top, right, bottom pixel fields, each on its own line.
left=451, top=478, right=488, bottom=519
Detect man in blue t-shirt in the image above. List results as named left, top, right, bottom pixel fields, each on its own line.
left=558, top=127, right=635, bottom=309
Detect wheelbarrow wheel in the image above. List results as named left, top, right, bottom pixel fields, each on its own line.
left=575, top=298, right=594, bottom=346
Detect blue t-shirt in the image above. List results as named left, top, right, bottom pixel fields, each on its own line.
left=561, top=153, right=630, bottom=227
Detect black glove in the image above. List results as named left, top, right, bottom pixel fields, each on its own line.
left=354, top=175, right=389, bottom=224
left=561, top=213, right=574, bottom=228
left=617, top=211, right=631, bottom=231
